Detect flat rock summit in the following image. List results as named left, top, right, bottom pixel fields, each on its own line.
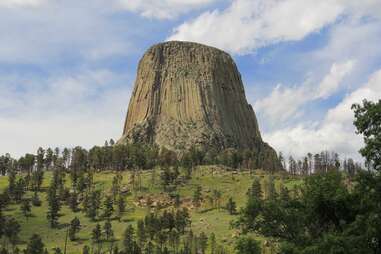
left=120, top=41, right=281, bottom=169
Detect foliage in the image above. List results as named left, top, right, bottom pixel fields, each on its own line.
left=352, top=99, right=381, bottom=171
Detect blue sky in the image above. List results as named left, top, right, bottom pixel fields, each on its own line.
left=0, top=0, right=380, bottom=161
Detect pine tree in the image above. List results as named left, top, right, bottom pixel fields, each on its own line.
left=4, top=217, right=20, bottom=250
left=69, top=217, right=81, bottom=241
left=137, top=219, right=146, bottom=248
left=209, top=233, right=216, bottom=254
left=193, top=186, right=202, bottom=210
left=47, top=184, right=60, bottom=228
left=21, top=199, right=32, bottom=220
left=91, top=224, right=102, bottom=243
left=226, top=197, right=237, bottom=215
left=198, top=232, right=208, bottom=254
left=25, top=234, right=45, bottom=254
left=123, top=225, right=135, bottom=254
left=249, top=178, right=262, bottom=200
left=103, top=195, right=114, bottom=219
left=103, top=220, right=114, bottom=241
left=117, top=194, right=126, bottom=219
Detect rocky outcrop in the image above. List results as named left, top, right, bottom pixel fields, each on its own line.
left=119, top=41, right=281, bottom=170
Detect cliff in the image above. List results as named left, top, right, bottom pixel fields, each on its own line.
left=119, top=41, right=281, bottom=170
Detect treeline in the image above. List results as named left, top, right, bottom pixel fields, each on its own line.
left=279, top=150, right=363, bottom=176
left=0, top=140, right=281, bottom=178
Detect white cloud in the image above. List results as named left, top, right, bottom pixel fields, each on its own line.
left=254, top=60, right=355, bottom=126
left=0, top=0, right=135, bottom=64
left=115, top=0, right=218, bottom=19
left=264, top=68, right=381, bottom=160
left=0, top=69, right=131, bottom=157
left=168, top=0, right=381, bottom=54
left=317, top=61, right=355, bottom=99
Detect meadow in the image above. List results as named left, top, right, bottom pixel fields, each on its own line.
left=0, top=167, right=303, bottom=253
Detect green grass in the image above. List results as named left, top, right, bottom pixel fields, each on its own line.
left=0, top=167, right=303, bottom=253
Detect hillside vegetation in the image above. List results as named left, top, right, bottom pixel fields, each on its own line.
left=0, top=167, right=302, bottom=253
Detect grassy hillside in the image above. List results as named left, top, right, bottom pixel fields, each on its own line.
left=0, top=167, right=303, bottom=253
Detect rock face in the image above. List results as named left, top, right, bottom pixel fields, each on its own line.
left=120, top=41, right=281, bottom=170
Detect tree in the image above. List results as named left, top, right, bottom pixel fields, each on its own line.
left=103, top=220, right=114, bottom=241
left=352, top=99, right=381, bottom=171
left=117, top=194, right=126, bottom=219
left=82, top=245, right=90, bottom=254
left=52, top=247, right=62, bottom=254
left=235, top=236, right=261, bottom=254
left=209, top=233, right=216, bottom=254
left=69, top=217, right=81, bottom=241
left=4, top=217, right=20, bottom=249
left=111, top=174, right=122, bottom=201
left=68, top=192, right=79, bottom=212
left=226, top=197, right=237, bottom=215
left=212, top=189, right=222, bottom=209
left=264, top=175, right=276, bottom=200
left=31, top=192, right=41, bottom=207
left=193, top=186, right=202, bottom=209
left=47, top=186, right=60, bottom=227
left=91, top=224, right=102, bottom=243
left=198, top=232, right=208, bottom=254
left=86, top=190, right=101, bottom=221
left=25, top=234, right=44, bottom=254
left=103, top=195, right=114, bottom=219
left=21, top=199, right=32, bottom=220
left=137, top=220, right=146, bottom=248
left=248, top=178, right=262, bottom=199
left=123, top=225, right=135, bottom=254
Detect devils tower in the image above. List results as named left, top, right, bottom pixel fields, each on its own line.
left=120, top=41, right=281, bottom=169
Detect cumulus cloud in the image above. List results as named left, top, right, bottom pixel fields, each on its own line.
left=0, top=69, right=131, bottom=157
left=168, top=0, right=381, bottom=54
left=115, top=0, right=218, bottom=19
left=264, top=68, right=381, bottom=160
left=0, top=0, right=136, bottom=64
left=254, top=60, right=355, bottom=126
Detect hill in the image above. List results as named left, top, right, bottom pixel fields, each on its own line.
left=0, top=167, right=302, bottom=254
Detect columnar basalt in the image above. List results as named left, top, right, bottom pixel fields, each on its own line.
left=119, top=41, right=281, bottom=170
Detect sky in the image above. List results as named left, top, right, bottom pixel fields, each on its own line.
left=0, top=0, right=380, bottom=161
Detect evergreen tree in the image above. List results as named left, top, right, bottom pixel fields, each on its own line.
left=69, top=217, right=81, bottom=241
left=198, top=232, right=208, bottom=254
left=235, top=236, right=261, bottom=254
left=82, top=245, right=90, bottom=254
left=47, top=185, right=60, bottom=228
left=103, top=195, right=114, bottom=219
left=91, top=224, right=102, bottom=243
left=226, top=197, right=237, bottom=215
left=21, top=199, right=32, bottom=220
left=25, top=234, right=44, bottom=254
left=52, top=247, right=62, bottom=254
left=209, top=233, right=216, bottom=254
left=248, top=178, right=262, bottom=200
left=123, top=225, right=135, bottom=254
left=31, top=192, right=41, bottom=207
left=4, top=217, right=20, bottom=249
left=68, top=192, right=79, bottom=212
left=192, top=186, right=202, bottom=209
left=103, top=220, right=114, bottom=241
left=137, top=219, right=146, bottom=248
left=86, top=190, right=101, bottom=221
left=117, top=194, right=127, bottom=219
